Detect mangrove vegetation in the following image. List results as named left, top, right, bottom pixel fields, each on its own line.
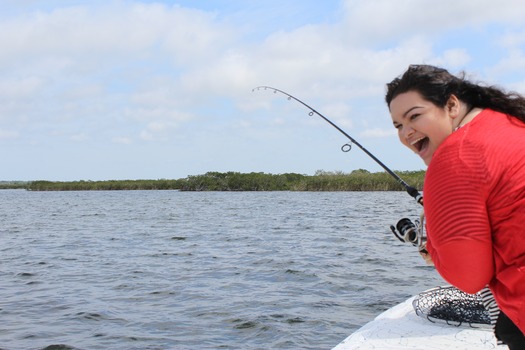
left=20, top=170, right=425, bottom=191
left=0, top=181, right=30, bottom=190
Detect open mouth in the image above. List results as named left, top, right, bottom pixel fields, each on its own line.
left=412, top=137, right=429, bottom=153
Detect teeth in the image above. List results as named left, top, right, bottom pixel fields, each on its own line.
left=410, top=137, right=425, bottom=146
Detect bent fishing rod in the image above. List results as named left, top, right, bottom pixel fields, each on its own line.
left=253, top=86, right=423, bottom=206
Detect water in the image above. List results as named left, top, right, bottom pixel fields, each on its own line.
left=0, top=190, right=444, bottom=350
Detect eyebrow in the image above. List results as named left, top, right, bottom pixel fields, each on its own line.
left=402, top=106, right=424, bottom=118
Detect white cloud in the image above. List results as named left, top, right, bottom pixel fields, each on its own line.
left=70, top=133, right=89, bottom=142
left=0, top=76, right=43, bottom=99
left=0, top=3, right=232, bottom=66
left=488, top=49, right=525, bottom=81
left=0, top=129, right=19, bottom=140
left=1, top=0, right=525, bottom=180
left=139, top=130, right=153, bottom=141
left=341, top=0, right=525, bottom=45
left=112, top=136, right=132, bottom=145
left=318, top=102, right=353, bottom=129
left=146, top=121, right=168, bottom=132
left=500, top=30, right=525, bottom=49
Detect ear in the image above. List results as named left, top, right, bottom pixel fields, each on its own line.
left=446, top=94, right=461, bottom=118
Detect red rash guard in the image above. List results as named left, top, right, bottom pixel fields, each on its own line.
left=425, top=109, right=525, bottom=334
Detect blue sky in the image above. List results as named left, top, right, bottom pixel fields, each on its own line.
left=3, top=0, right=525, bottom=181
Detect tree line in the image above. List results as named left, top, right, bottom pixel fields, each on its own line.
left=13, top=170, right=425, bottom=191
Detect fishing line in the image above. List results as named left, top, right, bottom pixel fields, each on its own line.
left=253, top=85, right=423, bottom=205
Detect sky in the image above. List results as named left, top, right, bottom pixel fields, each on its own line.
left=3, top=0, right=525, bottom=181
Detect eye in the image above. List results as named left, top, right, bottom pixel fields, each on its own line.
left=409, top=113, right=420, bottom=121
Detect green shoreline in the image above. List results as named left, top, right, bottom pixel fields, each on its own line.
left=1, top=170, right=425, bottom=191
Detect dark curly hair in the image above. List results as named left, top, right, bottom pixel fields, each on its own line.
left=385, top=64, right=525, bottom=123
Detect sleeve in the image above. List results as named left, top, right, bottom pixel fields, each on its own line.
left=424, top=139, right=494, bottom=294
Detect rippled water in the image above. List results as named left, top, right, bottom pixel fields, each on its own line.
left=0, top=190, right=444, bottom=349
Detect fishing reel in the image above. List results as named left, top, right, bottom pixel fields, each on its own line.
left=390, top=211, right=427, bottom=251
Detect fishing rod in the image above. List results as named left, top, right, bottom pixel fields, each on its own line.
left=253, top=85, right=423, bottom=206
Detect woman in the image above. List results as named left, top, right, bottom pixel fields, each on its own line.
left=385, top=64, right=525, bottom=348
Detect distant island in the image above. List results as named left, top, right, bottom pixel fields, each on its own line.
left=0, top=170, right=425, bottom=191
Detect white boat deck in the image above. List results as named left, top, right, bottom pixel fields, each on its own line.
left=332, top=296, right=507, bottom=349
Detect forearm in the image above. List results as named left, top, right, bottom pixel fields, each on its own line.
left=427, top=239, right=494, bottom=294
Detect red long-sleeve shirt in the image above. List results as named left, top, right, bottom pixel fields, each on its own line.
left=425, top=109, right=525, bottom=334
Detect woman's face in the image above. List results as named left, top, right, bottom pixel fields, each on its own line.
left=390, top=90, right=456, bottom=166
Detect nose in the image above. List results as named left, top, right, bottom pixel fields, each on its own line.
left=401, top=125, right=415, bottom=140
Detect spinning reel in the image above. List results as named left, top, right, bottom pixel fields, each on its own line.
left=390, top=211, right=427, bottom=251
